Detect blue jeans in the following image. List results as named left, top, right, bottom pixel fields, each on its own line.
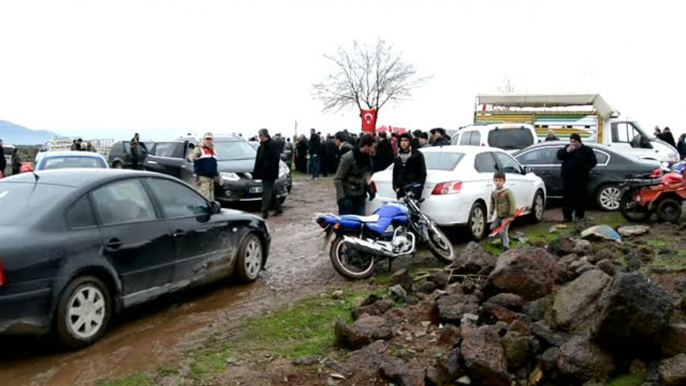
left=309, top=155, right=321, bottom=178
left=490, top=217, right=511, bottom=248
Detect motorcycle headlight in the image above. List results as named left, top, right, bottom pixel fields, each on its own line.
left=279, top=164, right=290, bottom=178
left=220, top=172, right=240, bottom=182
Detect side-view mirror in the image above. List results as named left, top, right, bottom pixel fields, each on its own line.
left=209, top=201, right=222, bottom=214
left=523, top=166, right=533, bottom=174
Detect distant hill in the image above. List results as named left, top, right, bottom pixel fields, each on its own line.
left=0, top=120, right=58, bottom=145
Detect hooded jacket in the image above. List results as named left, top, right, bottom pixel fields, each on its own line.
left=334, top=147, right=372, bottom=200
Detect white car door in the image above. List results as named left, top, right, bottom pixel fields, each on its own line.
left=493, top=152, right=534, bottom=212
left=473, top=152, right=500, bottom=216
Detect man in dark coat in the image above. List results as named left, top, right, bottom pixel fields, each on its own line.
left=334, top=131, right=353, bottom=168
left=0, top=139, right=6, bottom=177
left=130, top=133, right=140, bottom=170
left=430, top=128, right=451, bottom=146
left=295, top=135, right=308, bottom=173
left=11, top=148, right=21, bottom=175
left=557, top=133, right=598, bottom=222
left=324, top=134, right=338, bottom=175
left=662, top=127, right=676, bottom=148
left=253, top=128, right=283, bottom=219
left=375, top=132, right=395, bottom=172
left=334, top=134, right=377, bottom=215
left=392, top=133, right=427, bottom=200
left=308, top=128, right=322, bottom=180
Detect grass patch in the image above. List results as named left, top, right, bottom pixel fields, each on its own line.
left=650, top=253, right=686, bottom=270
left=646, top=239, right=669, bottom=248
left=608, top=373, right=644, bottom=386
left=188, top=287, right=384, bottom=379
left=95, top=373, right=154, bottom=386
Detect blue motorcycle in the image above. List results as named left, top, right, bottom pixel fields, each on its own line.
left=315, top=185, right=455, bottom=280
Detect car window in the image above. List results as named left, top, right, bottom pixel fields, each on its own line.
left=42, top=156, right=107, bottom=170
left=594, top=150, right=609, bottom=165
left=146, top=178, right=209, bottom=218
left=459, top=132, right=472, bottom=146
left=92, top=179, right=157, bottom=226
left=67, top=196, right=96, bottom=228
left=488, top=128, right=534, bottom=150
left=421, top=152, right=464, bottom=171
left=494, top=152, right=523, bottom=174
left=474, top=152, right=499, bottom=173
left=516, top=147, right=562, bottom=165
left=214, top=140, right=257, bottom=160
left=470, top=131, right=481, bottom=146
left=0, top=183, right=73, bottom=226
left=153, top=142, right=185, bottom=158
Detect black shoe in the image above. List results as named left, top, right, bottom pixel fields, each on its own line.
left=261, top=212, right=269, bottom=219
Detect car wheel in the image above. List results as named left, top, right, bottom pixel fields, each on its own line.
left=596, top=184, right=621, bottom=211
left=112, top=161, right=123, bottom=169
left=55, top=276, right=112, bottom=348
left=468, top=202, right=488, bottom=241
left=236, top=233, right=263, bottom=283
left=530, top=190, right=545, bottom=223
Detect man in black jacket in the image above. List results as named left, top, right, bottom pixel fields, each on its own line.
left=557, top=133, right=597, bottom=222
left=308, top=128, right=322, bottom=180
left=334, top=134, right=377, bottom=215
left=324, top=134, right=338, bottom=175
left=0, top=139, right=6, bottom=177
left=430, top=128, right=450, bottom=146
left=375, top=132, right=395, bottom=172
left=662, top=127, right=676, bottom=148
left=393, top=133, right=427, bottom=199
left=253, top=128, right=283, bottom=219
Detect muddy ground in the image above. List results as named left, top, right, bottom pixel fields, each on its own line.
left=0, top=174, right=611, bottom=386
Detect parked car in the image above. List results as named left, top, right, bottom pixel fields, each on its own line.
left=0, top=169, right=270, bottom=347
left=513, top=141, right=663, bottom=211
left=367, top=146, right=546, bottom=240
left=35, top=151, right=109, bottom=171
left=144, top=134, right=292, bottom=205
left=107, top=140, right=152, bottom=169
left=450, top=123, right=540, bottom=153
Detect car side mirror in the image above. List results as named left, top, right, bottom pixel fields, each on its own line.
left=209, top=201, right=222, bottom=214
left=523, top=166, right=533, bottom=174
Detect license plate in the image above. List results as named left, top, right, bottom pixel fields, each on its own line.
left=250, top=186, right=263, bottom=193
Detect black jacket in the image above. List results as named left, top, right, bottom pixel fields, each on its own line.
left=662, top=131, right=676, bottom=148
left=433, top=137, right=450, bottom=147
left=334, top=147, right=372, bottom=200
left=557, top=144, right=597, bottom=181
left=677, top=139, right=686, bottom=160
left=253, top=138, right=281, bottom=181
left=308, top=134, right=321, bottom=156
left=392, top=149, right=427, bottom=193
left=325, top=140, right=338, bottom=157
left=11, top=153, right=21, bottom=174
left=0, top=146, right=5, bottom=172
left=375, top=139, right=395, bottom=172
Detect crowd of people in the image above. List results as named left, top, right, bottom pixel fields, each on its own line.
left=654, top=126, right=686, bottom=160
left=69, top=138, right=98, bottom=152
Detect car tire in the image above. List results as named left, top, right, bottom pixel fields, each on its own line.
left=112, top=161, right=123, bottom=169
left=235, top=233, right=263, bottom=283
left=596, top=184, right=622, bottom=211
left=530, top=190, right=545, bottom=223
left=467, top=201, right=488, bottom=241
left=656, top=198, right=682, bottom=224
left=55, top=276, right=112, bottom=349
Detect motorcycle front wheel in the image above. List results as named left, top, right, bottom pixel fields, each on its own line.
left=426, top=222, right=455, bottom=264
left=329, top=236, right=376, bottom=280
left=619, top=190, right=651, bottom=222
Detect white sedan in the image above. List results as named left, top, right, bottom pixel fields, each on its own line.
left=367, top=146, right=547, bottom=240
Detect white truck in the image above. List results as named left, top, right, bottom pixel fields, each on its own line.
left=474, top=94, right=679, bottom=165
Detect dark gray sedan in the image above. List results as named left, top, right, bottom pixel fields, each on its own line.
left=514, top=141, right=662, bottom=211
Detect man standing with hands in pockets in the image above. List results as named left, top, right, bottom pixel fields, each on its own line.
left=557, top=133, right=597, bottom=222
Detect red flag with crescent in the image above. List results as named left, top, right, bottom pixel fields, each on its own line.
left=360, top=109, right=377, bottom=133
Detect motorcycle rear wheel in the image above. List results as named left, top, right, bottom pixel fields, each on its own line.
left=329, top=236, right=376, bottom=280
left=426, top=222, right=455, bottom=264
left=619, top=191, right=651, bottom=222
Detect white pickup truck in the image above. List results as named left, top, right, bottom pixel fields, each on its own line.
left=474, top=94, right=679, bottom=165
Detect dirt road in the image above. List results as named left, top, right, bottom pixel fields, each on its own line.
left=0, top=174, right=574, bottom=386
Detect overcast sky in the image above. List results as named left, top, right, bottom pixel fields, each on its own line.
left=1, top=0, right=684, bottom=141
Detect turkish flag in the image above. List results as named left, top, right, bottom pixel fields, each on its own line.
left=360, top=109, right=377, bottom=133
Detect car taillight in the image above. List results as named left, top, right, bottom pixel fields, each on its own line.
left=432, top=181, right=462, bottom=195
left=0, top=258, right=5, bottom=287
left=651, top=168, right=663, bottom=177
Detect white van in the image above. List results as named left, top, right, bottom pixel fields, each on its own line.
left=450, top=123, right=540, bottom=153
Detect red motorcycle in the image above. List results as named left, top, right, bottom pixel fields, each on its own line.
left=619, top=169, right=686, bottom=224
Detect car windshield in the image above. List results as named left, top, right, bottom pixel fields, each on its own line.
left=421, top=152, right=464, bottom=171
left=0, top=182, right=72, bottom=226
left=488, top=128, right=534, bottom=150
left=42, top=156, right=107, bottom=170
left=214, top=140, right=256, bottom=161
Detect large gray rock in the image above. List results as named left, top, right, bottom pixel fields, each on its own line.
left=553, top=270, right=612, bottom=334
left=531, top=322, right=570, bottom=348
left=449, top=241, right=497, bottom=275
left=488, top=247, right=558, bottom=300
left=501, top=329, right=538, bottom=371
left=618, top=225, right=650, bottom=237
left=659, top=354, right=686, bottom=386
left=592, top=273, right=673, bottom=356
left=557, top=337, right=615, bottom=381
left=437, top=293, right=480, bottom=325
left=460, top=325, right=511, bottom=386
left=352, top=299, right=394, bottom=320
left=522, top=295, right=553, bottom=322
left=389, top=268, right=415, bottom=292
left=334, top=315, right=394, bottom=350
left=378, top=355, right=412, bottom=386
left=485, top=293, right=525, bottom=310
left=435, top=347, right=466, bottom=384
left=547, top=235, right=577, bottom=257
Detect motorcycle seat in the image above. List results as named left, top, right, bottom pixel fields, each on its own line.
left=339, top=214, right=380, bottom=223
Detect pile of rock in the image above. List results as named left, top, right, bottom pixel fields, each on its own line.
left=328, top=241, right=686, bottom=386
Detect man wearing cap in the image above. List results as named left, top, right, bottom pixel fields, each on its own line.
left=557, top=133, right=597, bottom=222
left=187, top=132, right=219, bottom=200
left=430, top=128, right=450, bottom=147
left=393, top=133, right=427, bottom=200
left=253, top=128, right=283, bottom=218
left=418, top=132, right=431, bottom=148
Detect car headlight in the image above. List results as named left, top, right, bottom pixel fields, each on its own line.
left=220, top=172, right=240, bottom=182
left=279, top=165, right=290, bottom=178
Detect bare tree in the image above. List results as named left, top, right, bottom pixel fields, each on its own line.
left=498, top=77, right=516, bottom=94
left=312, top=38, right=430, bottom=117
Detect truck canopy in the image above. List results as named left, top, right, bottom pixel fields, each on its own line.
left=477, top=93, right=620, bottom=121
